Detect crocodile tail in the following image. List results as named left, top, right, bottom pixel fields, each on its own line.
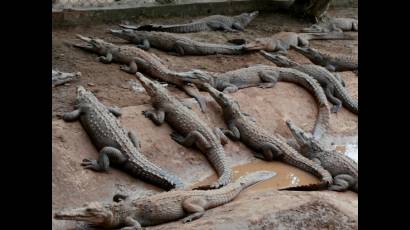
left=312, top=105, right=330, bottom=139
left=135, top=23, right=206, bottom=33
left=279, top=180, right=329, bottom=191
left=301, top=32, right=354, bottom=41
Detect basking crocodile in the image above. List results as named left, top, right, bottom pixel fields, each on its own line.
left=285, top=120, right=358, bottom=192
left=234, top=32, right=352, bottom=54
left=261, top=51, right=358, bottom=114
left=120, top=11, right=259, bottom=33
left=202, top=83, right=333, bottom=190
left=291, top=45, right=358, bottom=72
left=135, top=72, right=233, bottom=189
left=177, top=65, right=331, bottom=139
left=73, top=35, right=208, bottom=112
left=54, top=171, right=275, bottom=229
left=302, top=17, right=358, bottom=33
left=110, top=29, right=245, bottom=55
left=62, top=86, right=184, bottom=190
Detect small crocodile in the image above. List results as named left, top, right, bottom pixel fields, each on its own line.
left=261, top=51, right=358, bottom=114
left=54, top=171, right=276, bottom=229
left=302, top=17, right=358, bottom=33
left=177, top=65, right=331, bottom=139
left=73, top=35, right=208, bottom=112
left=291, top=45, right=358, bottom=72
left=110, top=29, right=245, bottom=55
left=63, top=86, right=184, bottom=190
left=285, top=120, right=358, bottom=192
left=120, top=11, right=259, bottom=33
left=235, top=32, right=352, bottom=54
left=135, top=72, right=233, bottom=189
left=202, top=83, right=333, bottom=190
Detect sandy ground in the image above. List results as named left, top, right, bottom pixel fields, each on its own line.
left=52, top=8, right=358, bottom=230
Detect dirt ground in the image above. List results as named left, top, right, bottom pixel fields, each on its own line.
left=52, top=8, right=358, bottom=230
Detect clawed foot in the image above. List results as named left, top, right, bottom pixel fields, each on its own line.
left=81, top=159, right=101, bottom=171
left=331, top=105, right=341, bottom=113
left=141, top=110, right=150, bottom=118
left=253, top=152, right=265, bottom=160
left=170, top=132, right=184, bottom=144
left=182, top=216, right=194, bottom=223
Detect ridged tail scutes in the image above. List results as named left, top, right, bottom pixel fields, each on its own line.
left=279, top=180, right=330, bottom=191
left=312, top=104, right=330, bottom=139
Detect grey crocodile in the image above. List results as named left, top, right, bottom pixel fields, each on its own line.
left=236, top=32, right=352, bottom=54
left=120, top=11, right=259, bottom=33
left=62, top=86, right=184, bottom=190
left=110, top=29, right=245, bottom=55
left=54, top=171, right=275, bottom=229
left=291, top=45, right=358, bottom=72
left=73, top=34, right=208, bottom=112
left=261, top=51, right=358, bottom=114
left=285, top=120, right=358, bottom=192
left=202, top=83, right=333, bottom=190
left=302, top=17, right=358, bottom=33
left=178, top=65, right=331, bottom=139
left=135, top=72, right=233, bottom=189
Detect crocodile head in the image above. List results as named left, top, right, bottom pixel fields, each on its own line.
left=259, top=51, right=296, bottom=67
left=285, top=120, right=322, bottom=156
left=73, top=34, right=113, bottom=56
left=236, top=11, right=259, bottom=27
left=243, top=38, right=267, bottom=51
left=135, top=72, right=171, bottom=103
left=54, top=202, right=120, bottom=228
left=179, top=69, right=215, bottom=85
left=301, top=24, right=327, bottom=33
left=74, top=85, right=98, bottom=108
left=110, top=29, right=141, bottom=42
left=202, top=83, right=242, bottom=119
left=290, top=45, right=323, bottom=62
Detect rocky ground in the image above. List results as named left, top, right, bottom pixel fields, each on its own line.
left=52, top=8, right=358, bottom=230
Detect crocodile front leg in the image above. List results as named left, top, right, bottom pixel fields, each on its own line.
left=181, top=197, right=207, bottom=223
left=297, top=37, right=309, bottom=47
left=62, top=109, right=82, bottom=121
left=222, top=121, right=241, bottom=141
left=97, top=53, right=113, bottom=64
left=325, top=86, right=342, bottom=113
left=121, top=216, right=142, bottom=230
left=257, top=70, right=279, bottom=89
left=81, top=146, right=127, bottom=171
left=120, top=61, right=138, bottom=74
left=136, top=39, right=150, bottom=50
left=181, top=84, right=208, bottom=113
left=142, top=109, right=165, bottom=125
left=254, top=143, right=283, bottom=161
left=329, top=174, right=356, bottom=192
left=220, top=83, right=239, bottom=93
left=213, top=127, right=229, bottom=145
left=170, top=131, right=212, bottom=149
left=232, top=22, right=245, bottom=31
left=107, top=106, right=122, bottom=117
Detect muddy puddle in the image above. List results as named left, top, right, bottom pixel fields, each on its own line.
left=191, top=160, right=319, bottom=194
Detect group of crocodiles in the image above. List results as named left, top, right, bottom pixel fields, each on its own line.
left=54, top=11, right=358, bottom=229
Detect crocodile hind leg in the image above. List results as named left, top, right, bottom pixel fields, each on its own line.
left=136, top=39, right=150, bottom=50
left=213, top=127, right=229, bottom=145
left=181, top=197, right=207, bottom=223
left=142, top=109, right=165, bottom=125
left=325, top=86, right=342, bottom=113
left=121, top=216, right=142, bottom=230
left=62, top=109, right=82, bottom=121
left=222, top=122, right=241, bottom=141
left=257, top=70, right=279, bottom=89
left=329, top=174, right=356, bottom=192
left=120, top=61, right=138, bottom=74
left=254, top=143, right=283, bottom=161
left=81, top=146, right=126, bottom=171
left=181, top=84, right=208, bottom=113
left=170, top=131, right=212, bottom=149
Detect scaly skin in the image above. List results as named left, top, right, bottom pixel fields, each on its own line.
left=120, top=11, right=259, bottom=33
left=62, top=86, right=184, bottom=190
left=202, top=83, right=333, bottom=191
left=72, top=35, right=208, bottom=112
left=178, top=65, right=331, bottom=139
left=261, top=51, right=358, bottom=114
left=286, top=120, right=358, bottom=192
left=135, top=72, right=233, bottom=189
left=291, top=45, right=358, bottom=72
left=302, top=17, right=358, bottom=33
left=54, top=171, right=276, bottom=229
left=110, top=29, right=245, bottom=55
left=242, top=31, right=353, bottom=54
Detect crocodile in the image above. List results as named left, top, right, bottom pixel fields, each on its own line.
left=234, top=32, right=353, bottom=54
left=260, top=51, right=358, bottom=114
left=62, top=86, right=184, bottom=190
left=302, top=17, right=358, bottom=33
left=201, top=84, right=333, bottom=191
left=176, top=65, right=331, bottom=139
left=110, top=29, right=245, bottom=55
left=285, top=120, right=358, bottom=192
left=73, top=34, right=208, bottom=112
left=135, top=72, right=233, bottom=189
left=54, top=171, right=276, bottom=229
left=120, top=11, right=259, bottom=33
left=291, top=45, right=358, bottom=72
